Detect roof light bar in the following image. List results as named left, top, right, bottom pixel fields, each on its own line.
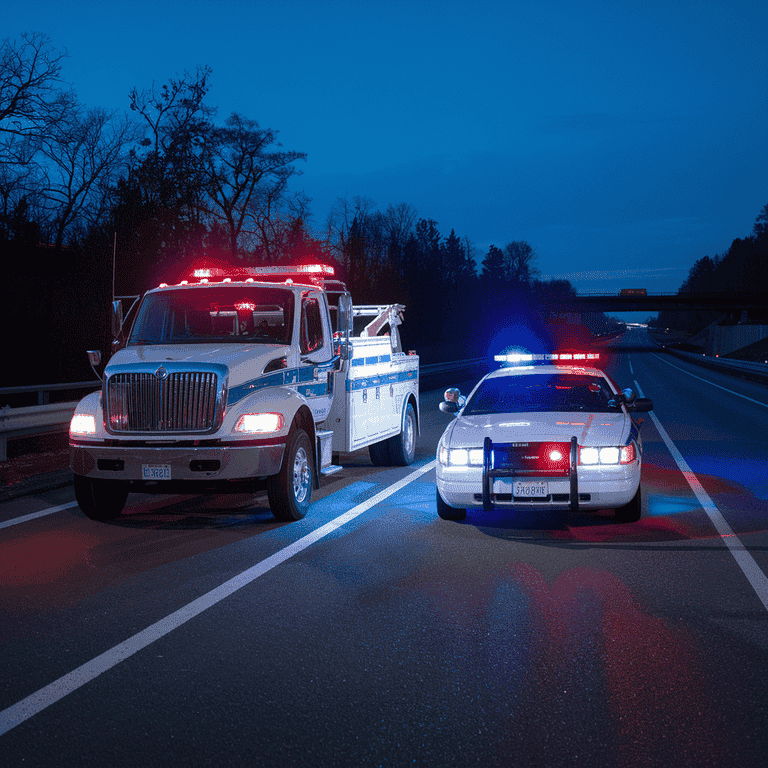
left=494, top=352, right=600, bottom=364
left=188, top=264, right=334, bottom=282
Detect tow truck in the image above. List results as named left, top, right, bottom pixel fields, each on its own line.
left=69, top=264, right=419, bottom=522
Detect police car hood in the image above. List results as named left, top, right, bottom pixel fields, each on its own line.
left=108, top=344, right=290, bottom=387
left=448, top=412, right=629, bottom=447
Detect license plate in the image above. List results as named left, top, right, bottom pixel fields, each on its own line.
left=142, top=464, right=171, bottom=480
left=513, top=481, right=548, bottom=498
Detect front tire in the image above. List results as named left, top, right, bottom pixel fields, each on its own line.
left=268, top=428, right=313, bottom=522
left=74, top=474, right=128, bottom=522
left=437, top=487, right=466, bottom=520
left=615, top=486, right=642, bottom=523
left=387, top=402, right=416, bottom=466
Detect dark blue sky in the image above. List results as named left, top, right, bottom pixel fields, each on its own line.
left=6, top=0, right=767, bottom=298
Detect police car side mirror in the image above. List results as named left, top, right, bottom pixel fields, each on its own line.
left=628, top=398, right=653, bottom=412
left=622, top=387, right=637, bottom=404
left=439, top=401, right=460, bottom=414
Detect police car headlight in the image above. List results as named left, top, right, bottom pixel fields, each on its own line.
left=440, top=447, right=484, bottom=467
left=234, top=413, right=284, bottom=434
left=580, top=444, right=636, bottom=465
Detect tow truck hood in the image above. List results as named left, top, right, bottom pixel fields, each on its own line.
left=108, top=344, right=290, bottom=387
left=447, top=412, right=629, bottom=447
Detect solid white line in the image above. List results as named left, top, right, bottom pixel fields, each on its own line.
left=647, top=347, right=768, bottom=409
left=0, top=501, right=79, bottom=530
left=635, top=381, right=768, bottom=612
left=628, top=356, right=634, bottom=375
left=0, top=460, right=437, bottom=737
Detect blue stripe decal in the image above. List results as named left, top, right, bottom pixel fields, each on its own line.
left=351, top=354, right=392, bottom=366
left=346, top=370, right=417, bottom=391
left=228, top=366, right=326, bottom=405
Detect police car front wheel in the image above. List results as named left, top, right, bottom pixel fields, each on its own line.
left=614, top=486, right=642, bottom=523
left=437, top=488, right=466, bottom=521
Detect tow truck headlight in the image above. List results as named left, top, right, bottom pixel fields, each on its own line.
left=234, top=413, right=285, bottom=434
left=70, top=414, right=96, bottom=436
left=579, top=444, right=635, bottom=465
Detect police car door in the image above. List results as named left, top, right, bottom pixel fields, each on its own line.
left=298, top=291, right=334, bottom=422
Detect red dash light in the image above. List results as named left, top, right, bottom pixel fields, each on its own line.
left=194, top=268, right=213, bottom=278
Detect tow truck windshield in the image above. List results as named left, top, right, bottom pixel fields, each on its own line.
left=463, top=373, right=617, bottom=415
left=128, top=286, right=295, bottom=345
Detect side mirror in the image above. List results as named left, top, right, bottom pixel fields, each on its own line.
left=111, top=300, right=124, bottom=339
left=440, top=387, right=465, bottom=414
left=628, top=398, right=653, bottom=412
left=87, top=350, right=102, bottom=381
left=622, top=387, right=637, bottom=404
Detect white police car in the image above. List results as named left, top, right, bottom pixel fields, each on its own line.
left=436, top=353, right=653, bottom=522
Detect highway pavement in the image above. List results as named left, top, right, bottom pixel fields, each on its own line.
left=1, top=328, right=768, bottom=767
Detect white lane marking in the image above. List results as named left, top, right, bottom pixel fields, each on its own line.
left=645, top=346, right=768, bottom=409
left=0, top=501, right=79, bottom=531
left=628, top=356, right=634, bottom=375
left=0, top=460, right=437, bottom=737
left=635, top=381, right=768, bottom=612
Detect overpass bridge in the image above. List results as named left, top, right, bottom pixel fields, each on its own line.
left=564, top=290, right=768, bottom=317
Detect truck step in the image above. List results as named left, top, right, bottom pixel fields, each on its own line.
left=320, top=464, right=343, bottom=477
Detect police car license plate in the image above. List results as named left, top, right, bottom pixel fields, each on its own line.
left=142, top=464, right=171, bottom=480
left=513, top=481, right=548, bottom=498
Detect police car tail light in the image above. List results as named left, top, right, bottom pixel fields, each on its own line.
left=234, top=413, right=285, bottom=434
left=579, top=444, right=635, bottom=465
left=70, top=414, right=96, bottom=436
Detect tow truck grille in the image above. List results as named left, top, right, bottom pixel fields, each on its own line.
left=106, top=372, right=220, bottom=433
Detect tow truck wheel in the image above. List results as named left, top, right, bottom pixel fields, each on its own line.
left=615, top=486, right=642, bottom=523
left=368, top=439, right=391, bottom=466
left=268, top=428, right=312, bottom=522
left=387, top=402, right=416, bottom=466
left=74, top=475, right=128, bottom=521
left=437, top=488, right=466, bottom=521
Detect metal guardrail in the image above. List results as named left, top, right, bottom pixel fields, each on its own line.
left=0, top=401, right=82, bottom=462
left=659, top=346, right=768, bottom=383
left=1, top=380, right=102, bottom=406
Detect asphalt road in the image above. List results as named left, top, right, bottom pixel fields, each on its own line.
left=1, top=329, right=768, bottom=767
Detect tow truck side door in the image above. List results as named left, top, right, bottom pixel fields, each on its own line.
left=298, top=291, right=335, bottom=423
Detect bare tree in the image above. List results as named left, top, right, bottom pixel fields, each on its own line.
left=200, top=112, right=306, bottom=258
left=0, top=32, right=76, bottom=218
left=37, top=105, right=138, bottom=250
left=0, top=32, right=72, bottom=146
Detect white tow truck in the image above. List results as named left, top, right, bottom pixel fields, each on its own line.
left=69, top=264, right=419, bottom=522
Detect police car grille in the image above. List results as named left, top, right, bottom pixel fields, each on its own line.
left=492, top=442, right=570, bottom=477
left=106, top=372, right=220, bottom=432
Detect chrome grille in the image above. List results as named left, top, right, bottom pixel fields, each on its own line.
left=106, top=371, right=220, bottom=433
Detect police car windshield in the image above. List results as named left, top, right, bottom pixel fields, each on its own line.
left=129, top=286, right=295, bottom=345
left=463, top=373, right=617, bottom=415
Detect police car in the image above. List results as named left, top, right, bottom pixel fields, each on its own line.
left=436, top=352, right=653, bottom=522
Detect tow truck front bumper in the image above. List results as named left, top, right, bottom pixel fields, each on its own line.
left=70, top=438, right=286, bottom=491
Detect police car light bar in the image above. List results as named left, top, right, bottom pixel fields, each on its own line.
left=494, top=352, right=600, bottom=363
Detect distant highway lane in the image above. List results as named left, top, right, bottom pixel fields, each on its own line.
left=1, top=328, right=768, bottom=768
